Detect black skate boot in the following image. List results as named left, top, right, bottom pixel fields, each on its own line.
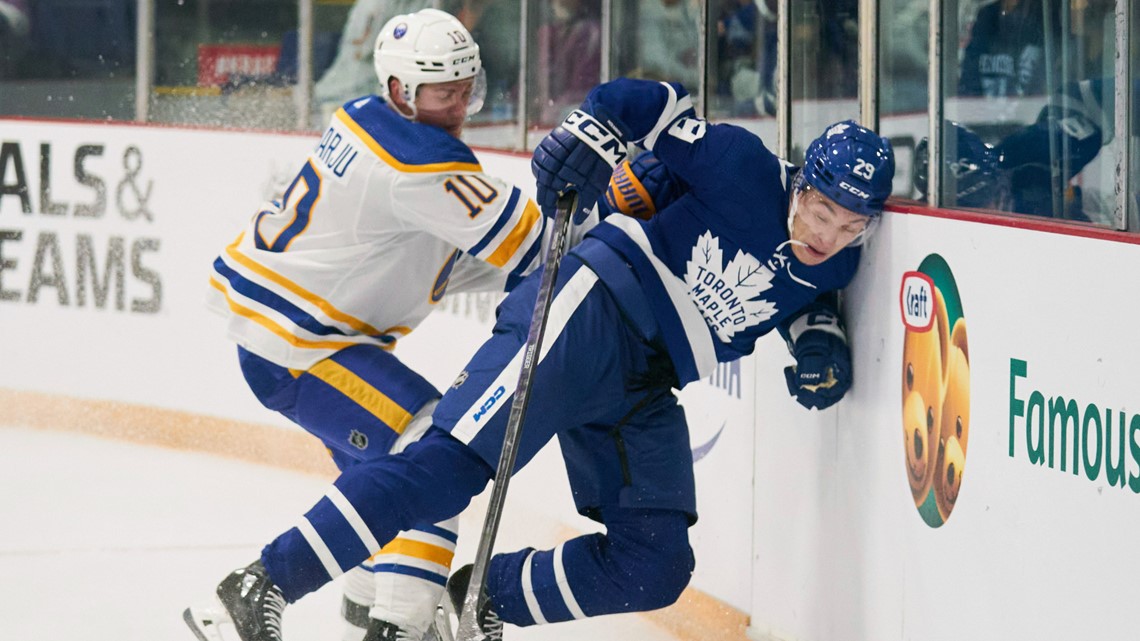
left=446, top=564, right=503, bottom=641
left=363, top=617, right=438, bottom=641
left=184, top=560, right=287, bottom=641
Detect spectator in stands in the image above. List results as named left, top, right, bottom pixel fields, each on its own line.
left=881, top=0, right=986, bottom=112
left=532, top=0, right=602, bottom=125
left=449, top=0, right=521, bottom=119
left=715, top=0, right=758, bottom=101
left=717, top=0, right=777, bottom=116
left=0, top=0, right=30, bottom=78
left=815, top=0, right=858, bottom=99
left=634, top=0, right=700, bottom=90
left=958, top=0, right=1059, bottom=98
left=314, top=0, right=432, bottom=126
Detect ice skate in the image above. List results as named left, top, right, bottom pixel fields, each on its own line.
left=446, top=565, right=503, bottom=641
left=183, top=560, right=286, bottom=641
left=362, top=617, right=442, bottom=641
left=343, top=595, right=446, bottom=641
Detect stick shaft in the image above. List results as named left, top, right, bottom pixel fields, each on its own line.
left=455, top=192, right=578, bottom=641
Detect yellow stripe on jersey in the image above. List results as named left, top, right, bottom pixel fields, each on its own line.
left=224, top=234, right=386, bottom=337
left=486, top=199, right=541, bottom=268
left=306, top=359, right=414, bottom=433
left=336, top=109, right=483, bottom=174
left=209, top=277, right=360, bottom=351
left=376, top=537, right=456, bottom=567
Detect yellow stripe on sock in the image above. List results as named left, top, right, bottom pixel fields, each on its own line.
left=377, top=538, right=455, bottom=568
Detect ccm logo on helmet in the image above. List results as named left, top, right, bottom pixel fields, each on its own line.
left=839, top=180, right=871, bottom=200
left=453, top=54, right=477, bottom=65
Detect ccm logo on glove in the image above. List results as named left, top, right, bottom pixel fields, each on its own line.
left=564, top=110, right=628, bottom=168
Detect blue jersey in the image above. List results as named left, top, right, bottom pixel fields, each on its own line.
left=958, top=1, right=1047, bottom=98
left=573, top=79, right=859, bottom=385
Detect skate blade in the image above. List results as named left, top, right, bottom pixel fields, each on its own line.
left=428, top=601, right=456, bottom=641
left=183, top=604, right=236, bottom=641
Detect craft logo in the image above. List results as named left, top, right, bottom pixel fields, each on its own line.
left=899, top=254, right=970, bottom=528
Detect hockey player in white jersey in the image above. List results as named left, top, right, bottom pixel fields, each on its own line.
left=185, top=9, right=561, bottom=641
left=184, top=74, right=895, bottom=641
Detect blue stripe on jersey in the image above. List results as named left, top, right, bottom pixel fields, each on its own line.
left=369, top=563, right=448, bottom=586
left=415, top=523, right=459, bottom=544
left=343, top=97, right=480, bottom=166
left=468, top=187, right=521, bottom=257
left=213, top=257, right=347, bottom=337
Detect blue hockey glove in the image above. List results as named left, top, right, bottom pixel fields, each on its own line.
left=532, top=109, right=629, bottom=223
left=781, top=309, right=852, bottom=411
left=601, top=152, right=685, bottom=220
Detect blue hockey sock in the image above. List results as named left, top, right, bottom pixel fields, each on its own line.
left=485, top=508, right=694, bottom=625
left=262, top=427, right=493, bottom=602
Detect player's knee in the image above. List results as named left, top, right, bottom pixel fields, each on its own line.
left=633, top=540, right=694, bottom=610
left=610, top=510, right=694, bottom=611
left=401, top=427, right=494, bottom=513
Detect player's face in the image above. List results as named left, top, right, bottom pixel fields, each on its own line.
left=414, top=78, right=475, bottom=137
left=789, top=186, right=868, bottom=265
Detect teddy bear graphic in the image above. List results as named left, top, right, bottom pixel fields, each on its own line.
left=902, top=277, right=970, bottom=526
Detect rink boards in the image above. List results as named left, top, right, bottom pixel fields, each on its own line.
left=1, top=117, right=1137, bottom=641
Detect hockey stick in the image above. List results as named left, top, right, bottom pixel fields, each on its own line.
left=453, top=191, right=579, bottom=641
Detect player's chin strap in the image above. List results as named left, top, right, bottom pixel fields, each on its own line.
left=780, top=185, right=819, bottom=289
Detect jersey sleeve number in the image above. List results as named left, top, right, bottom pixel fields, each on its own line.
left=667, top=117, right=708, bottom=143
left=255, top=161, right=321, bottom=252
left=444, top=175, right=500, bottom=218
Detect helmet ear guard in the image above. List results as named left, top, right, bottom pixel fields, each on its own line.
left=373, top=8, right=485, bottom=119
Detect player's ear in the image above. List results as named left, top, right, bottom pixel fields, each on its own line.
left=388, top=77, right=413, bottom=114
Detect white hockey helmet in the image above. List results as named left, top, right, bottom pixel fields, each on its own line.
left=373, top=8, right=485, bottom=117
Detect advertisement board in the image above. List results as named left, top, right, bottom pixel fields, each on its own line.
left=749, top=212, right=1140, bottom=640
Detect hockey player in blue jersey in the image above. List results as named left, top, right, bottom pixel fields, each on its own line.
left=188, top=77, right=894, bottom=641
left=184, top=9, right=572, bottom=641
left=914, top=77, right=1136, bottom=221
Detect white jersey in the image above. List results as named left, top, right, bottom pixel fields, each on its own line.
left=207, top=96, right=548, bottom=369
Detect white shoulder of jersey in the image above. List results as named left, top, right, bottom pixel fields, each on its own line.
left=391, top=170, right=547, bottom=281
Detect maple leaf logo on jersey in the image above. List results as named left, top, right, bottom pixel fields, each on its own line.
left=685, top=231, right=779, bottom=341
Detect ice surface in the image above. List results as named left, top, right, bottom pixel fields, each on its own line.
left=0, top=427, right=677, bottom=641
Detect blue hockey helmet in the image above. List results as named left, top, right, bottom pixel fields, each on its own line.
left=914, top=121, right=1004, bottom=209
left=801, top=120, right=895, bottom=217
